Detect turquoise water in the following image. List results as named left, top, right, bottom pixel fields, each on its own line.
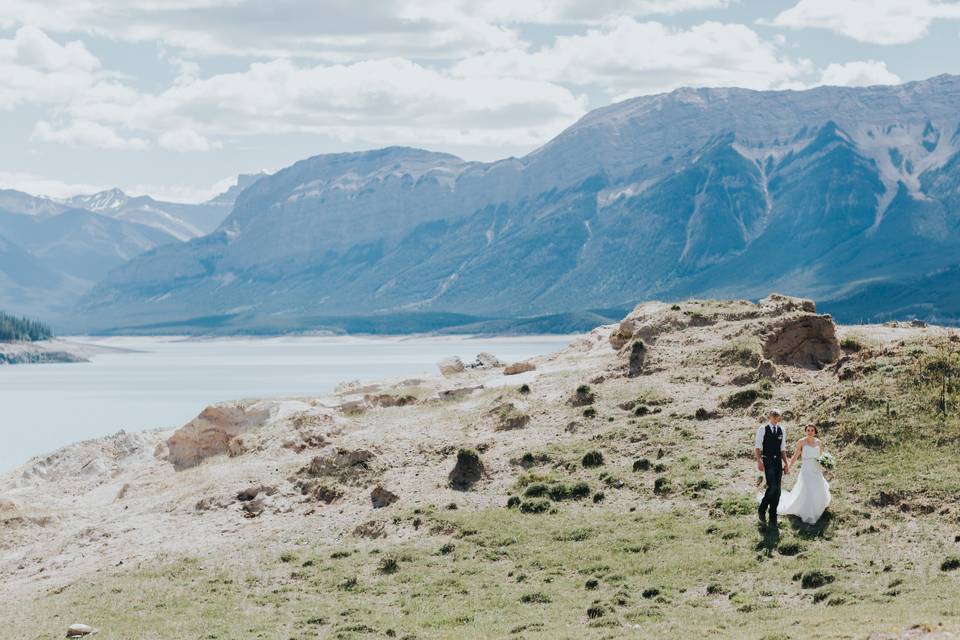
left=0, top=335, right=571, bottom=472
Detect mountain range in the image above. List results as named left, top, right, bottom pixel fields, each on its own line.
left=0, top=174, right=264, bottom=319
left=7, top=75, right=960, bottom=333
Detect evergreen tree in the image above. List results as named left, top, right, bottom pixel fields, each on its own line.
left=0, top=311, right=53, bottom=342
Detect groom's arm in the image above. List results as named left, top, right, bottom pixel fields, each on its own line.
left=781, top=430, right=790, bottom=472
left=753, top=427, right=764, bottom=472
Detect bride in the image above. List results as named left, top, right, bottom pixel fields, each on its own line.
left=778, top=424, right=831, bottom=524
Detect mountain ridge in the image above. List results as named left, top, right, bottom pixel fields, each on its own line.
left=47, top=75, right=960, bottom=330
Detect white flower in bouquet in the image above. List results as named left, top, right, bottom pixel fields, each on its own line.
left=817, top=451, right=836, bottom=470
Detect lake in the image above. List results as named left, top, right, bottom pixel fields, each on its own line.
left=0, top=335, right=573, bottom=473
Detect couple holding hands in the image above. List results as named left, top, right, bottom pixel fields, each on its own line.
left=754, top=408, right=832, bottom=528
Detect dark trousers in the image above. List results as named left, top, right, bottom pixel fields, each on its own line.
left=759, top=458, right=783, bottom=520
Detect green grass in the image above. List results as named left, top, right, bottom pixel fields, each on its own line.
left=12, top=506, right=959, bottom=639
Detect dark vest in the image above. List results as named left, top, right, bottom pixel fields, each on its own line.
left=761, top=424, right=783, bottom=460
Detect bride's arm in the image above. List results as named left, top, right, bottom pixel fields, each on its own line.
left=788, top=440, right=803, bottom=467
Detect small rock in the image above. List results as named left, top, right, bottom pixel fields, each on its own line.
left=242, top=498, right=265, bottom=517
left=353, top=520, right=386, bottom=539
left=66, top=624, right=97, bottom=637
left=439, top=384, right=484, bottom=400
left=438, top=356, right=465, bottom=377
left=237, top=486, right=261, bottom=501
left=371, top=485, right=399, bottom=508
left=504, top=361, right=536, bottom=375
left=911, top=319, right=928, bottom=328
left=364, top=393, right=416, bottom=408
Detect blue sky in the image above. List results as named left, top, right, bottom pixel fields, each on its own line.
left=1, top=0, right=959, bottom=201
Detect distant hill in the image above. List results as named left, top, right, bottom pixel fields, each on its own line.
left=0, top=174, right=266, bottom=321
left=75, top=74, right=960, bottom=333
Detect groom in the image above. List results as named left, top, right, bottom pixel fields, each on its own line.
left=754, top=408, right=790, bottom=527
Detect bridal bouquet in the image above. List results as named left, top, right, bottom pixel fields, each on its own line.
left=817, top=452, right=836, bottom=470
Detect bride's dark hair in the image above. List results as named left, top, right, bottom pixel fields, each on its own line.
left=805, top=424, right=819, bottom=435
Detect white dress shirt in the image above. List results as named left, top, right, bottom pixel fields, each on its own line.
left=754, top=423, right=787, bottom=452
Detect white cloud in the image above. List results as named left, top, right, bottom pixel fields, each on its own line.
left=0, top=25, right=99, bottom=71
left=769, top=0, right=960, bottom=45
left=0, top=0, right=733, bottom=62
left=454, top=19, right=813, bottom=99
left=0, top=1, right=522, bottom=61
left=820, top=60, right=901, bottom=86
left=0, top=26, right=102, bottom=109
left=158, top=127, right=220, bottom=152
left=60, top=57, right=587, bottom=152
left=32, top=120, right=150, bottom=150
left=415, top=0, right=733, bottom=25
left=0, top=170, right=105, bottom=199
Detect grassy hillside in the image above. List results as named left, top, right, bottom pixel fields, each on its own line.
left=6, top=300, right=960, bottom=639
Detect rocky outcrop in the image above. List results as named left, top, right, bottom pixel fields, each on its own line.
left=761, top=314, right=840, bottom=369
left=759, top=293, right=817, bottom=315
left=164, top=402, right=272, bottom=470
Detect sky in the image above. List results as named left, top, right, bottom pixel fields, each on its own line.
left=1, top=0, right=959, bottom=202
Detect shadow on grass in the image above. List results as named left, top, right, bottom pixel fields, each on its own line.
left=755, top=524, right=781, bottom=557
left=788, top=511, right=834, bottom=540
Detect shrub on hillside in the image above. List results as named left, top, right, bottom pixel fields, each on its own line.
left=581, top=451, right=604, bottom=467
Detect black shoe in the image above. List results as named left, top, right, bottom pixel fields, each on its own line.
left=757, top=505, right=766, bottom=524
left=769, top=517, right=778, bottom=529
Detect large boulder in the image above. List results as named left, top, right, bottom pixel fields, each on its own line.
left=761, top=314, right=840, bottom=369
left=437, top=356, right=465, bottom=377
left=164, top=402, right=271, bottom=470
left=504, top=360, right=536, bottom=375
left=472, top=352, right=504, bottom=369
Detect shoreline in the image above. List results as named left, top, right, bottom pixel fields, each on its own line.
left=0, top=338, right=138, bottom=365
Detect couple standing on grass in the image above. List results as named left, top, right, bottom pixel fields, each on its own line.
left=754, top=408, right=832, bottom=528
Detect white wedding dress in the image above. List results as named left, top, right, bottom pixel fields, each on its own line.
left=778, top=444, right=831, bottom=524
